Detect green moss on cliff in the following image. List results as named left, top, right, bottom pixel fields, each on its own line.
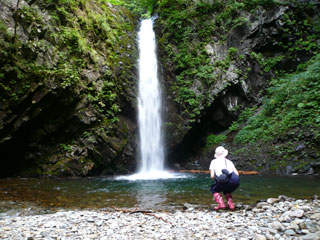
left=107, top=0, right=157, bottom=17
left=155, top=0, right=320, bottom=125
left=225, top=54, right=320, bottom=173
left=0, top=0, right=137, bottom=118
left=155, top=0, right=256, bottom=123
left=0, top=0, right=138, bottom=177
left=235, top=54, right=320, bottom=144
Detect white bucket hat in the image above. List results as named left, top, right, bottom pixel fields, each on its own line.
left=214, top=146, right=228, bottom=158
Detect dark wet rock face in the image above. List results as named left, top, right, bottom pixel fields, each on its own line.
left=155, top=3, right=320, bottom=172
left=0, top=0, right=139, bottom=177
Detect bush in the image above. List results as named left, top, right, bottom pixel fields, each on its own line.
left=234, top=54, right=320, bottom=143
left=206, top=134, right=226, bottom=148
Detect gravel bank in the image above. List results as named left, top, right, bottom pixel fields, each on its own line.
left=0, top=196, right=319, bottom=240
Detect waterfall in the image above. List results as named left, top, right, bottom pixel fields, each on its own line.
left=131, top=19, right=171, bottom=180
left=115, top=19, right=186, bottom=181
left=138, top=19, right=164, bottom=174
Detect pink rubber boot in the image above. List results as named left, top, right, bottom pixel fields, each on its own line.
left=225, top=193, right=235, bottom=210
left=213, top=193, right=226, bottom=210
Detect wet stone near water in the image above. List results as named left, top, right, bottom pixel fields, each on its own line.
left=0, top=196, right=319, bottom=239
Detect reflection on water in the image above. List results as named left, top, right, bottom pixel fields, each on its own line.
left=133, top=181, right=168, bottom=208
left=0, top=174, right=319, bottom=212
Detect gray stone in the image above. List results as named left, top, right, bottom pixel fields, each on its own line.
left=279, top=214, right=292, bottom=223
left=301, top=231, right=320, bottom=240
left=301, top=229, right=310, bottom=234
left=285, top=166, right=294, bottom=175
left=253, top=208, right=264, bottom=213
left=298, top=221, right=307, bottom=230
left=289, top=222, right=299, bottom=230
left=269, top=221, right=285, bottom=232
left=289, top=209, right=304, bottom=218
left=305, top=222, right=320, bottom=233
left=0, top=198, right=320, bottom=240
left=256, top=202, right=270, bottom=208
left=310, top=213, right=320, bottom=220
left=298, top=205, right=312, bottom=211
left=284, top=229, right=296, bottom=236
left=254, top=234, right=266, bottom=240
left=267, top=198, right=279, bottom=205
left=260, top=227, right=277, bottom=234
left=274, top=233, right=281, bottom=239
left=295, top=143, right=305, bottom=151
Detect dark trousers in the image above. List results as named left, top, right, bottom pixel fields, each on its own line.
left=210, top=172, right=240, bottom=195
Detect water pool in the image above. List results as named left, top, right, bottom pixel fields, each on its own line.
left=0, top=174, right=319, bottom=211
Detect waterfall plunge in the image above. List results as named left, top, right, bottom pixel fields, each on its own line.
left=138, top=19, right=164, bottom=172
left=129, top=19, right=172, bottom=180
left=115, top=19, right=188, bottom=181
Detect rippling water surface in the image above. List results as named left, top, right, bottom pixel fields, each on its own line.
left=0, top=174, right=319, bottom=211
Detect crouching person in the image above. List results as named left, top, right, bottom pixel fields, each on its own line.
left=209, top=146, right=240, bottom=210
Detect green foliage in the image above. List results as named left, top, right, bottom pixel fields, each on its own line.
left=250, top=52, right=285, bottom=73
left=88, top=81, right=120, bottom=122
left=240, top=0, right=277, bottom=10
left=0, top=22, right=34, bottom=102
left=228, top=107, right=257, bottom=132
left=155, top=0, right=281, bottom=123
left=235, top=54, right=320, bottom=143
left=227, top=47, right=238, bottom=59
left=248, top=7, right=320, bottom=75
left=107, top=0, right=158, bottom=17
left=206, top=134, right=226, bottom=148
left=156, top=0, right=320, bottom=127
left=0, top=1, right=136, bottom=123
left=229, top=122, right=240, bottom=132
left=60, top=143, right=72, bottom=152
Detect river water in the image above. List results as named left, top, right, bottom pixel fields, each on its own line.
left=0, top=174, right=319, bottom=212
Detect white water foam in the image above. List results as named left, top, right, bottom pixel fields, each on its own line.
left=115, top=172, right=191, bottom=181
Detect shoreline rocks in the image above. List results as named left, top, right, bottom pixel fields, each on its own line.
left=0, top=195, right=319, bottom=239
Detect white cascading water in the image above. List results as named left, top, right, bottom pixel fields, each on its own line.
left=136, top=19, right=167, bottom=179
left=129, top=19, right=172, bottom=180
left=116, top=19, right=185, bottom=181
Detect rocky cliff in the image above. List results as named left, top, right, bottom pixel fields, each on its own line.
left=154, top=0, right=320, bottom=174
left=0, top=0, right=139, bottom=177
left=1, top=0, right=320, bottom=177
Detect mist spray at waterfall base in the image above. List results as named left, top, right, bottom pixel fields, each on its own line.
left=117, top=19, right=183, bottom=181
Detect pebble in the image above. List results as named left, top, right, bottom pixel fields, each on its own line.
left=254, top=233, right=266, bottom=240
left=301, top=231, right=320, bottom=240
left=310, top=212, right=320, bottom=220
left=284, top=229, right=296, bottom=236
left=289, top=209, right=304, bottom=218
left=0, top=196, right=319, bottom=239
left=267, top=198, right=279, bottom=205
